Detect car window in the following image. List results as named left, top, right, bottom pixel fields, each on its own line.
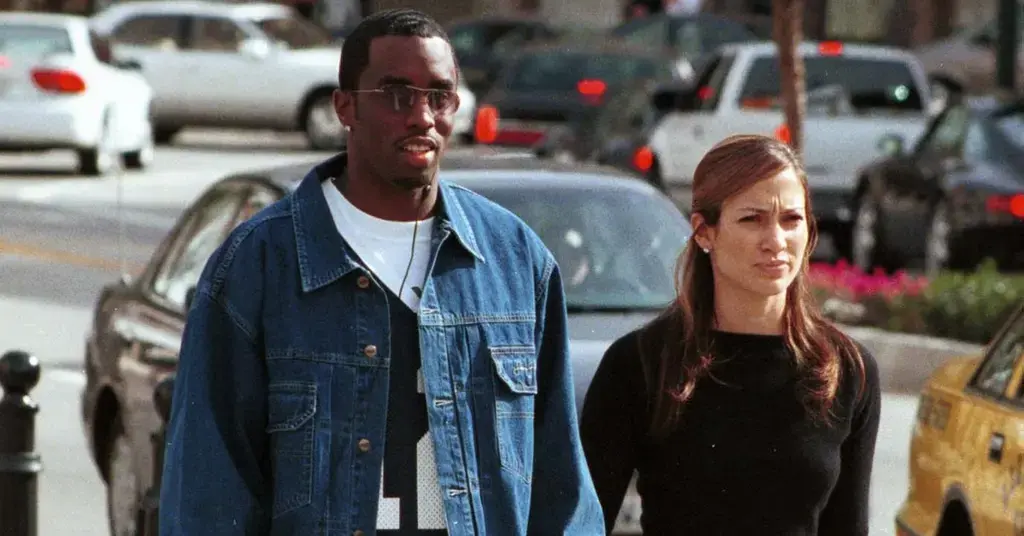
left=992, top=108, right=1024, bottom=150
left=504, top=51, right=663, bottom=92
left=476, top=186, right=689, bottom=310
left=89, top=31, right=114, bottom=64
left=739, top=55, right=923, bottom=112
left=916, top=104, right=970, bottom=154
left=150, top=187, right=245, bottom=311
left=108, top=15, right=184, bottom=50
left=974, top=307, right=1024, bottom=397
left=252, top=15, right=332, bottom=49
left=190, top=17, right=247, bottom=52
left=611, top=16, right=667, bottom=49
left=234, top=186, right=280, bottom=227
left=0, top=24, right=73, bottom=59
left=962, top=119, right=991, bottom=161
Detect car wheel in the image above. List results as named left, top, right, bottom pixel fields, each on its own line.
left=106, top=415, right=140, bottom=536
left=303, top=91, right=345, bottom=151
left=924, top=202, right=953, bottom=276
left=122, top=127, right=154, bottom=171
left=851, top=194, right=884, bottom=272
left=78, top=118, right=116, bottom=177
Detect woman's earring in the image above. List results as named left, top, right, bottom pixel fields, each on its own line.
left=702, top=247, right=710, bottom=254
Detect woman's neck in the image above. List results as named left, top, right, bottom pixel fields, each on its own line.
left=712, top=284, right=787, bottom=335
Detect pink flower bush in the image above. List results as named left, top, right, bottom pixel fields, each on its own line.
left=808, top=260, right=930, bottom=301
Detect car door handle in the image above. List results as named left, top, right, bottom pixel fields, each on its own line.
left=693, top=125, right=704, bottom=138
left=990, top=432, right=1005, bottom=463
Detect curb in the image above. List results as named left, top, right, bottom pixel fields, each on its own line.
left=839, top=323, right=986, bottom=395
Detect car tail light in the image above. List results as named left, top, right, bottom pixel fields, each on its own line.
left=0, top=56, right=10, bottom=69
left=774, top=123, right=791, bottom=145
left=31, top=68, right=86, bottom=93
left=696, top=85, right=713, bottom=100
left=474, top=105, right=499, bottom=144
left=633, top=146, right=654, bottom=173
left=986, top=193, right=1024, bottom=218
left=818, top=41, right=844, bottom=56
left=577, top=79, right=606, bottom=105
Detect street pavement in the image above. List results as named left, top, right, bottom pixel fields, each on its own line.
left=0, top=129, right=913, bottom=535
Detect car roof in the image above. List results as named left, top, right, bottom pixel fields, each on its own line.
left=0, top=12, right=88, bottom=28
left=92, top=0, right=292, bottom=21
left=223, top=151, right=659, bottom=196
left=717, top=40, right=919, bottom=62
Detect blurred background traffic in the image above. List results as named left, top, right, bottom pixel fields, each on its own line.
left=1, top=0, right=1023, bottom=535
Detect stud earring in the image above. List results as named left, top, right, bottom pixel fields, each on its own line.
left=702, top=247, right=710, bottom=254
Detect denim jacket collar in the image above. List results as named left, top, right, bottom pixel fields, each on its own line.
left=292, top=152, right=486, bottom=293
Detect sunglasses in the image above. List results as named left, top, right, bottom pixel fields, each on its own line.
left=350, top=84, right=460, bottom=115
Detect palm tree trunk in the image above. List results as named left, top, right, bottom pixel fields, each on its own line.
left=774, top=0, right=806, bottom=155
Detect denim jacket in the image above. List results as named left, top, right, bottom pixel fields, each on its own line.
left=159, top=155, right=605, bottom=536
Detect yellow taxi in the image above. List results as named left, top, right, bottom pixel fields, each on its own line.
left=897, top=302, right=1024, bottom=536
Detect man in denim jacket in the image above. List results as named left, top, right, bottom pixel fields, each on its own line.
left=158, top=8, right=603, bottom=536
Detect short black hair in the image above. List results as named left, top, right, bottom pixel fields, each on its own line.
left=338, top=8, right=453, bottom=90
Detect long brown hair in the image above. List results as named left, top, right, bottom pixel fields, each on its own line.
left=642, top=134, right=866, bottom=438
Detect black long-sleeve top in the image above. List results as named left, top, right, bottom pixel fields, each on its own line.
left=580, top=315, right=881, bottom=535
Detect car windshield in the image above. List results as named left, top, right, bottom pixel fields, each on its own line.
left=740, top=56, right=924, bottom=112
left=252, top=15, right=333, bottom=49
left=504, top=51, right=663, bottom=93
left=475, top=184, right=689, bottom=311
left=0, top=24, right=73, bottom=59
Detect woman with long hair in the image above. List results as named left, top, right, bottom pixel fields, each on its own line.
left=580, top=134, right=881, bottom=535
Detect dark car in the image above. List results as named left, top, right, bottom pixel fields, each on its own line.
left=609, top=12, right=765, bottom=72
left=533, top=78, right=688, bottom=191
left=81, top=153, right=691, bottom=536
left=446, top=16, right=562, bottom=97
left=849, top=95, right=1024, bottom=274
left=476, top=39, right=687, bottom=148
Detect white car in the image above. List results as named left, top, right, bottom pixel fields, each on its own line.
left=454, top=78, right=477, bottom=142
left=90, top=1, right=347, bottom=150
left=0, top=12, right=154, bottom=176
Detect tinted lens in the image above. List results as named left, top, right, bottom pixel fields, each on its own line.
left=382, top=85, right=456, bottom=113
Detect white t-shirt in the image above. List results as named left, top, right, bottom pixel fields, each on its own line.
left=321, top=178, right=448, bottom=532
left=321, top=179, right=434, bottom=311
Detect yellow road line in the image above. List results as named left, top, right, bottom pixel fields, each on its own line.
left=0, top=239, right=144, bottom=272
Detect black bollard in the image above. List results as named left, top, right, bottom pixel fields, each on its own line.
left=0, top=350, right=42, bottom=536
left=140, top=375, right=174, bottom=536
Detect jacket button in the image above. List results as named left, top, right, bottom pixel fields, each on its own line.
left=357, top=275, right=370, bottom=289
left=363, top=344, right=377, bottom=358
left=357, top=438, right=371, bottom=452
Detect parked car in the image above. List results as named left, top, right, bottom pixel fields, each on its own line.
left=534, top=78, right=684, bottom=190
left=0, top=12, right=154, bottom=175
left=89, top=1, right=345, bottom=150
left=895, top=300, right=1024, bottom=536
left=446, top=15, right=561, bottom=98
left=475, top=39, right=688, bottom=148
left=849, top=95, right=1024, bottom=274
left=80, top=152, right=691, bottom=536
left=649, top=40, right=937, bottom=258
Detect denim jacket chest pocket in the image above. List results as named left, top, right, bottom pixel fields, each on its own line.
left=266, top=381, right=318, bottom=518
left=489, top=344, right=538, bottom=484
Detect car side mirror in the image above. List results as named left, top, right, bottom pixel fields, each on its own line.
left=877, top=133, right=905, bottom=157
left=238, top=38, right=271, bottom=60
left=185, top=286, right=197, bottom=312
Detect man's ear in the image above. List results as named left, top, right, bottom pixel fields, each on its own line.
left=689, top=212, right=715, bottom=251
left=333, top=89, right=355, bottom=128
